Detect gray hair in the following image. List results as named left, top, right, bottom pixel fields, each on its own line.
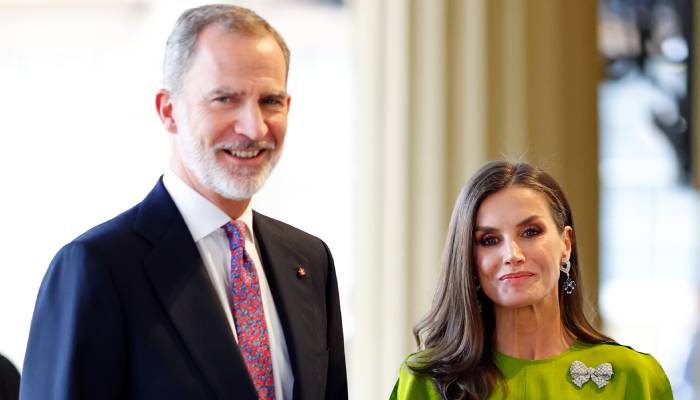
left=162, top=4, right=291, bottom=95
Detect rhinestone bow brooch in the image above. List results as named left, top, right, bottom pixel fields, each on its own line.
left=569, top=361, right=614, bottom=388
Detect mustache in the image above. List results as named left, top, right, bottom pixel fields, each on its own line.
left=214, top=140, right=275, bottom=152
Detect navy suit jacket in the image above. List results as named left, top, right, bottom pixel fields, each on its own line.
left=21, top=179, right=347, bottom=399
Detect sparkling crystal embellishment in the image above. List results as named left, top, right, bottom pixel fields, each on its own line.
left=563, top=279, right=577, bottom=294
left=569, top=360, right=614, bottom=388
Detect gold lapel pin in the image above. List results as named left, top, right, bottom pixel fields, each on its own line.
left=296, top=266, right=307, bottom=278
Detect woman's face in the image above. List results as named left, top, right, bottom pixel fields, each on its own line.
left=473, top=186, right=572, bottom=309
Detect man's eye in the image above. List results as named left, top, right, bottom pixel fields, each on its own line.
left=262, top=97, right=284, bottom=106
left=213, top=96, right=231, bottom=103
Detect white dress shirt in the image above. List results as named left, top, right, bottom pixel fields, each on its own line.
left=163, top=172, right=293, bottom=400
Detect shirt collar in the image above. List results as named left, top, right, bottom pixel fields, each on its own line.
left=162, top=171, right=254, bottom=241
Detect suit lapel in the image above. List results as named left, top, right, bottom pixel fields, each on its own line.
left=253, top=212, right=325, bottom=400
left=135, top=179, right=257, bottom=400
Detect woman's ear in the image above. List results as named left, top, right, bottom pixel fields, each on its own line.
left=562, top=226, right=573, bottom=261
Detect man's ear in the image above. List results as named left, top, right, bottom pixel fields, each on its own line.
left=155, top=89, right=178, bottom=134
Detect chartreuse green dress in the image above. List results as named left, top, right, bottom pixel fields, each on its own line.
left=390, top=341, right=673, bottom=399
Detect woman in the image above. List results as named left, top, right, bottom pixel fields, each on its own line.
left=390, top=161, right=672, bottom=399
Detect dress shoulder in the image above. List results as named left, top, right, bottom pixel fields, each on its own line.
left=389, top=354, right=442, bottom=400
left=578, top=342, right=673, bottom=399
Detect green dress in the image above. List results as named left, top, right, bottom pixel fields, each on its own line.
left=390, top=342, right=673, bottom=399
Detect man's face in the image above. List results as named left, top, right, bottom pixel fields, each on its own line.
left=170, top=25, right=290, bottom=200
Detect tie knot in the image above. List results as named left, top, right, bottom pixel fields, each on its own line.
left=223, top=220, right=248, bottom=248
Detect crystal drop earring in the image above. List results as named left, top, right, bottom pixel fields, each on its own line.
left=560, top=259, right=576, bottom=295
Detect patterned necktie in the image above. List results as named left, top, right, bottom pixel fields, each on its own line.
left=223, top=221, right=275, bottom=400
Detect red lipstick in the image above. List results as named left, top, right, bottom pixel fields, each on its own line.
left=499, top=272, right=534, bottom=281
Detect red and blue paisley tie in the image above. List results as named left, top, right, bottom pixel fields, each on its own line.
left=224, top=221, right=275, bottom=400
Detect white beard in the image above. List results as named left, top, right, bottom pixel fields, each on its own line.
left=176, top=124, right=281, bottom=200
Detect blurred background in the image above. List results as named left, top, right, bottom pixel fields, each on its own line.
left=0, top=0, right=697, bottom=398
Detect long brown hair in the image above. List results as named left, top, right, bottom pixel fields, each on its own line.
left=410, top=161, right=612, bottom=399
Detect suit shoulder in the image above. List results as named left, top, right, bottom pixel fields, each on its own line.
left=253, top=211, right=326, bottom=246
left=50, top=202, right=150, bottom=270
left=72, top=203, right=142, bottom=246
left=45, top=203, right=143, bottom=274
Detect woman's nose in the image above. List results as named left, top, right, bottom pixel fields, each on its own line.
left=504, top=239, right=525, bottom=265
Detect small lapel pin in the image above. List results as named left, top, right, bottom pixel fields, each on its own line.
left=296, top=266, right=307, bottom=278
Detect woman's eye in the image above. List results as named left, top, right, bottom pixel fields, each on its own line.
left=479, top=236, right=499, bottom=246
left=522, top=226, right=541, bottom=237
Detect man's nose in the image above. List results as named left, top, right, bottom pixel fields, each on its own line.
left=234, top=102, right=268, bottom=140
left=504, top=239, right=525, bottom=265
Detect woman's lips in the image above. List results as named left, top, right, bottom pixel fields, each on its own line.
left=499, top=271, right=534, bottom=281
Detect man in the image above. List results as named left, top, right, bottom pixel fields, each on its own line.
left=21, top=5, right=347, bottom=400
